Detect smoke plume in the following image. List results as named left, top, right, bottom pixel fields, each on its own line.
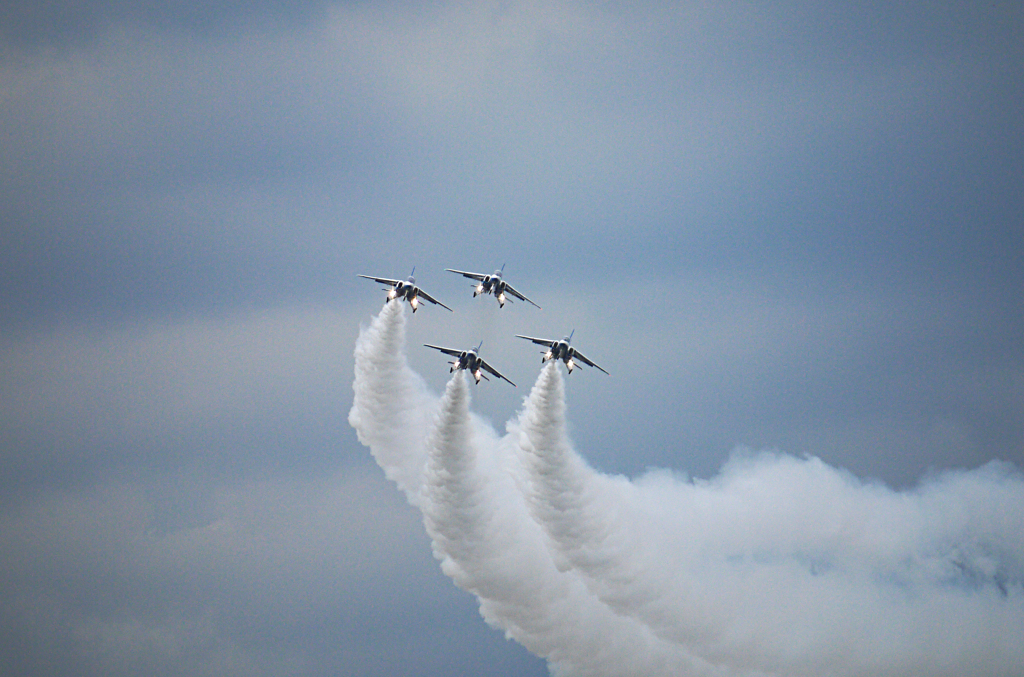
left=419, top=369, right=716, bottom=676
left=349, top=299, right=437, bottom=504
left=351, top=304, right=1024, bottom=676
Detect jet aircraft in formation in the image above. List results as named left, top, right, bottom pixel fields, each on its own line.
left=515, top=330, right=609, bottom=375
left=358, top=268, right=452, bottom=313
left=446, top=265, right=540, bottom=309
left=359, top=265, right=608, bottom=382
left=424, top=342, right=516, bottom=386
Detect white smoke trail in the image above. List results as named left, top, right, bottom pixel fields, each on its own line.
left=349, top=304, right=1024, bottom=675
left=419, top=369, right=720, bottom=676
left=517, top=362, right=1024, bottom=676
left=351, top=305, right=722, bottom=675
left=348, top=301, right=437, bottom=503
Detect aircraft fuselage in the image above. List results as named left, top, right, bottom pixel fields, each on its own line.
left=474, top=270, right=508, bottom=304
left=387, top=277, right=422, bottom=310
left=542, top=338, right=579, bottom=371
left=451, top=349, right=487, bottom=382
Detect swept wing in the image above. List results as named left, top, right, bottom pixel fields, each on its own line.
left=423, top=344, right=461, bottom=358
left=569, top=350, right=609, bottom=375
left=479, top=359, right=516, bottom=387
left=503, top=283, right=541, bottom=309
left=515, top=334, right=557, bottom=348
left=357, top=274, right=402, bottom=286
left=415, top=289, right=453, bottom=312
left=445, top=268, right=487, bottom=282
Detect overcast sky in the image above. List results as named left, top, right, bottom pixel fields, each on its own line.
left=2, top=1, right=1022, bottom=675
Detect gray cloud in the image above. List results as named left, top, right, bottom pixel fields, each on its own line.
left=4, top=1, right=1019, bottom=325
left=0, top=463, right=545, bottom=676
left=0, top=0, right=331, bottom=51
left=1, top=1, right=1021, bottom=673
left=0, top=305, right=355, bottom=492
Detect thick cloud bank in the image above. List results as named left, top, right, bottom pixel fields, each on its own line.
left=350, top=303, right=1024, bottom=676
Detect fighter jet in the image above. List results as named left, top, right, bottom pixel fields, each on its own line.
left=358, top=268, right=452, bottom=312
left=424, top=341, right=516, bottom=386
left=445, top=264, right=540, bottom=309
left=515, top=330, right=609, bottom=375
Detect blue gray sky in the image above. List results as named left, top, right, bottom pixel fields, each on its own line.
left=1, top=2, right=1022, bottom=675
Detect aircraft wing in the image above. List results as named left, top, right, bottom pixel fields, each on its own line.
left=416, top=289, right=453, bottom=311
left=445, top=269, right=486, bottom=282
left=358, top=274, right=401, bottom=286
left=503, top=283, right=540, bottom=309
left=480, top=359, right=516, bottom=387
left=571, top=350, right=609, bottom=375
left=424, top=344, right=462, bottom=358
left=515, top=335, right=557, bottom=348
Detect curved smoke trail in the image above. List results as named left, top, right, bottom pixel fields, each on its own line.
left=350, top=304, right=1024, bottom=676
left=348, top=301, right=437, bottom=503
left=517, top=361, right=1024, bottom=676
left=420, top=370, right=718, bottom=676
